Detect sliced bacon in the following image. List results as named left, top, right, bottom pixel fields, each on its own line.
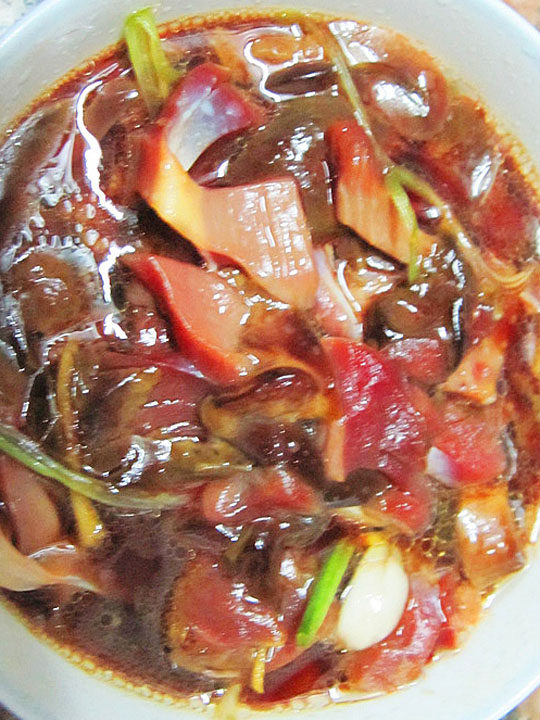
left=328, top=120, right=431, bottom=264
left=123, top=253, right=254, bottom=383
left=170, top=558, right=282, bottom=648
left=366, top=484, right=434, bottom=536
left=382, top=337, right=450, bottom=386
left=167, top=554, right=283, bottom=674
left=160, top=62, right=264, bottom=171
left=428, top=407, right=507, bottom=486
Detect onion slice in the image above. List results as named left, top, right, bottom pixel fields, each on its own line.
left=0, top=528, right=96, bottom=592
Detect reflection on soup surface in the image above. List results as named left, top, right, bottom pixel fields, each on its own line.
left=0, top=7, right=540, bottom=711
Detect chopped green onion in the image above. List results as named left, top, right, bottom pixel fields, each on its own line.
left=388, top=165, right=446, bottom=213
left=296, top=539, right=355, bottom=647
left=0, top=423, right=187, bottom=510
left=385, top=168, right=421, bottom=284
left=123, top=7, right=179, bottom=113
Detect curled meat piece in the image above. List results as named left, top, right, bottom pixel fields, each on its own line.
left=123, top=253, right=253, bottom=383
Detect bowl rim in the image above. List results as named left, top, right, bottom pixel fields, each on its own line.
left=1, top=1, right=540, bottom=719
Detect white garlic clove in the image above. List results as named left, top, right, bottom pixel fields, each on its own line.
left=336, top=541, right=409, bottom=651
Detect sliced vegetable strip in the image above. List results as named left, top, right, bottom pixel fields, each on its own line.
left=56, top=338, right=80, bottom=458
left=0, top=423, right=187, bottom=510
left=71, top=492, right=106, bottom=548
left=296, top=539, right=354, bottom=647
left=303, top=18, right=373, bottom=139
left=124, top=7, right=179, bottom=113
left=251, top=647, right=268, bottom=694
left=385, top=167, right=423, bottom=283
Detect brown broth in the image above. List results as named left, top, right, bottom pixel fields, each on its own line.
left=0, top=9, right=539, bottom=710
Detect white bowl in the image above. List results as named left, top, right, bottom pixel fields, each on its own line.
left=1, top=1, right=540, bottom=719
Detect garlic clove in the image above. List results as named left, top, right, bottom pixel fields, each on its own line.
left=336, top=541, right=409, bottom=651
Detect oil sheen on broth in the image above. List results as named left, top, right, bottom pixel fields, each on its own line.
left=0, top=8, right=539, bottom=709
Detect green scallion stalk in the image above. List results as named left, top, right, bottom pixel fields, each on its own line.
left=296, top=539, right=355, bottom=647
left=303, top=19, right=373, bottom=139
left=385, top=168, right=421, bottom=284
left=0, top=423, right=186, bottom=510
left=387, top=165, right=532, bottom=290
left=301, top=19, right=423, bottom=283
left=123, top=7, right=179, bottom=113
left=292, top=17, right=529, bottom=291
